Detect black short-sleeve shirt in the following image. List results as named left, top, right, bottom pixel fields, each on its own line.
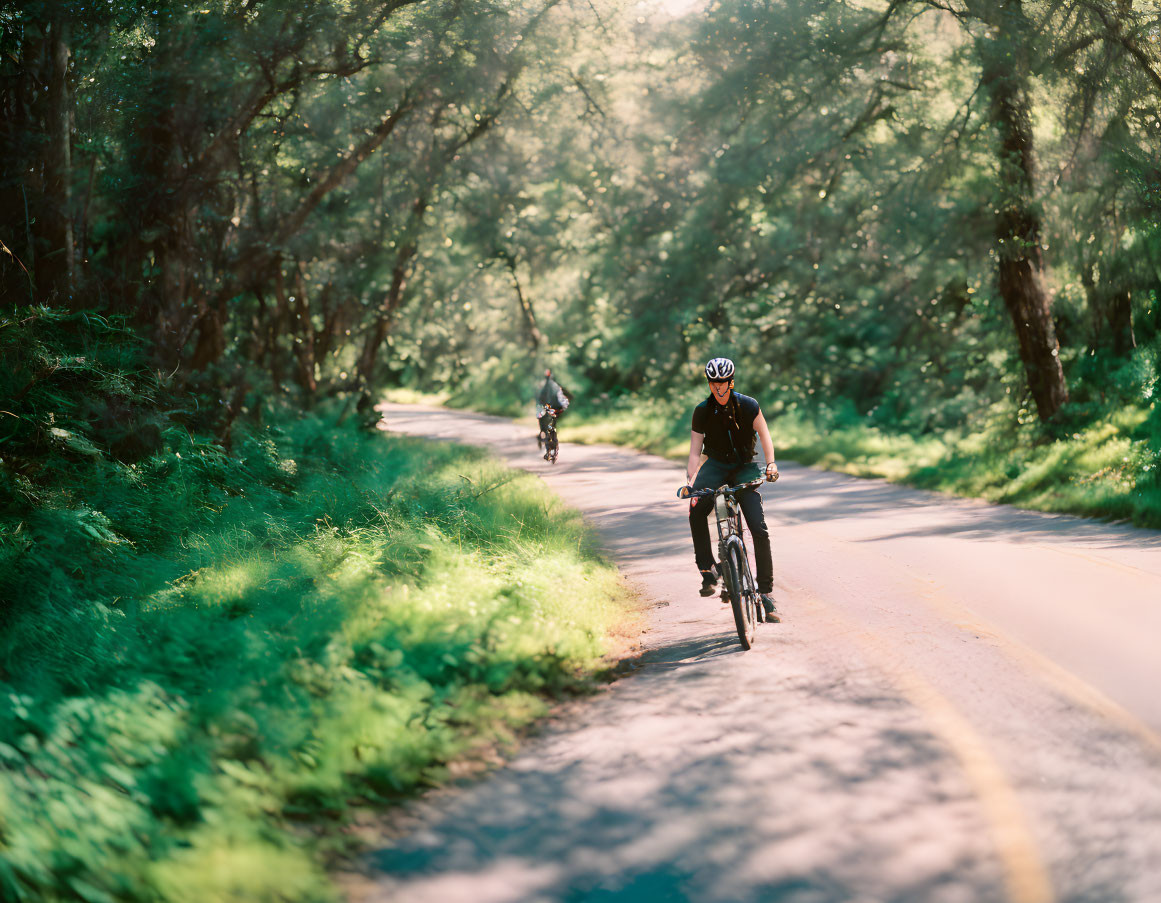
left=691, top=392, right=761, bottom=464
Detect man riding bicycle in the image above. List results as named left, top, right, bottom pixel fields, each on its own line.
left=536, top=368, right=569, bottom=459
left=684, top=357, right=780, bottom=622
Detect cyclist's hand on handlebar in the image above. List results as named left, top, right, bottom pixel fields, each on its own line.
left=765, top=462, right=779, bottom=483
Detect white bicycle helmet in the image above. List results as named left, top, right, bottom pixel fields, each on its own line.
left=704, top=357, right=735, bottom=380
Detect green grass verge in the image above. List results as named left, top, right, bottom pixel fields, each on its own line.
left=0, top=415, right=631, bottom=902
left=554, top=396, right=1161, bottom=529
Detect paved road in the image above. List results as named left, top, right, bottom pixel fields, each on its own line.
left=346, top=403, right=1161, bottom=903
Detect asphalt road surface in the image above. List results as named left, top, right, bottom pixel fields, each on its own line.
left=345, top=403, right=1161, bottom=903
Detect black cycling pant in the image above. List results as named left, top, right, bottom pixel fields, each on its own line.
left=688, top=458, right=773, bottom=594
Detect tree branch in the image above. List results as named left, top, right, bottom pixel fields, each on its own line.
left=1087, top=1, right=1161, bottom=94
left=273, top=93, right=416, bottom=249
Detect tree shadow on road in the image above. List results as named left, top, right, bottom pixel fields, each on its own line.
left=353, top=630, right=1003, bottom=903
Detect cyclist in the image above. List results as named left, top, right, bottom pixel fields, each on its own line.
left=684, top=357, right=780, bottom=622
left=536, top=368, right=569, bottom=459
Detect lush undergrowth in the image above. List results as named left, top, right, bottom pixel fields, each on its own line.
left=552, top=394, right=1161, bottom=530
left=1, top=388, right=630, bottom=899
left=772, top=405, right=1161, bottom=528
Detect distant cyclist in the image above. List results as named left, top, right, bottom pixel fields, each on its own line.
left=684, top=357, right=780, bottom=621
left=536, top=368, right=569, bottom=457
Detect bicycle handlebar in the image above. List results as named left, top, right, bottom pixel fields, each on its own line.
left=677, top=475, right=774, bottom=500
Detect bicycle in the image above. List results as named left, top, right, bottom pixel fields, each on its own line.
left=538, top=405, right=559, bottom=464
left=678, top=474, right=778, bottom=650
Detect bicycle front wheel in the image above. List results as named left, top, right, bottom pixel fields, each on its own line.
left=724, top=541, right=756, bottom=650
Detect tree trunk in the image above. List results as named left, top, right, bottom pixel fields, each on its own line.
left=980, top=6, right=1068, bottom=422
left=356, top=190, right=429, bottom=390
left=36, top=17, right=74, bottom=306
left=292, top=263, right=318, bottom=396
left=356, top=238, right=418, bottom=388
left=76, top=152, right=97, bottom=287
left=132, top=96, right=201, bottom=369
left=498, top=250, right=543, bottom=350
left=1082, top=263, right=1137, bottom=356
left=253, top=288, right=284, bottom=394
left=314, top=282, right=339, bottom=361
left=1081, top=262, right=1104, bottom=350
left=0, top=28, right=38, bottom=305
left=188, top=301, right=226, bottom=371
left=156, top=210, right=202, bottom=369
left=1107, top=289, right=1136, bottom=355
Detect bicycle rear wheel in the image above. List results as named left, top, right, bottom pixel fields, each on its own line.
left=725, top=542, right=756, bottom=650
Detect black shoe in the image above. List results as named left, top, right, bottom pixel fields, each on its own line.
left=699, top=569, right=718, bottom=597
left=760, top=594, right=780, bottom=623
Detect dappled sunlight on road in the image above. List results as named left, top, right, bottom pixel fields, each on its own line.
left=359, top=402, right=1161, bottom=903
left=356, top=628, right=999, bottom=903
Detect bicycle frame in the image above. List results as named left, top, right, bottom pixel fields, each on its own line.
left=539, top=406, right=559, bottom=463
left=681, top=478, right=766, bottom=649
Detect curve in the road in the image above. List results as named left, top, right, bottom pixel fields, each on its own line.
left=344, top=402, right=1161, bottom=903
left=791, top=511, right=1161, bottom=761
left=806, top=592, right=1052, bottom=903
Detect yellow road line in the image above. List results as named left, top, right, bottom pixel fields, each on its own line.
left=800, top=592, right=1055, bottom=903
left=781, top=517, right=1161, bottom=902
left=881, top=656, right=1054, bottom=903
left=913, top=588, right=1161, bottom=761
left=789, top=518, right=1161, bottom=760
